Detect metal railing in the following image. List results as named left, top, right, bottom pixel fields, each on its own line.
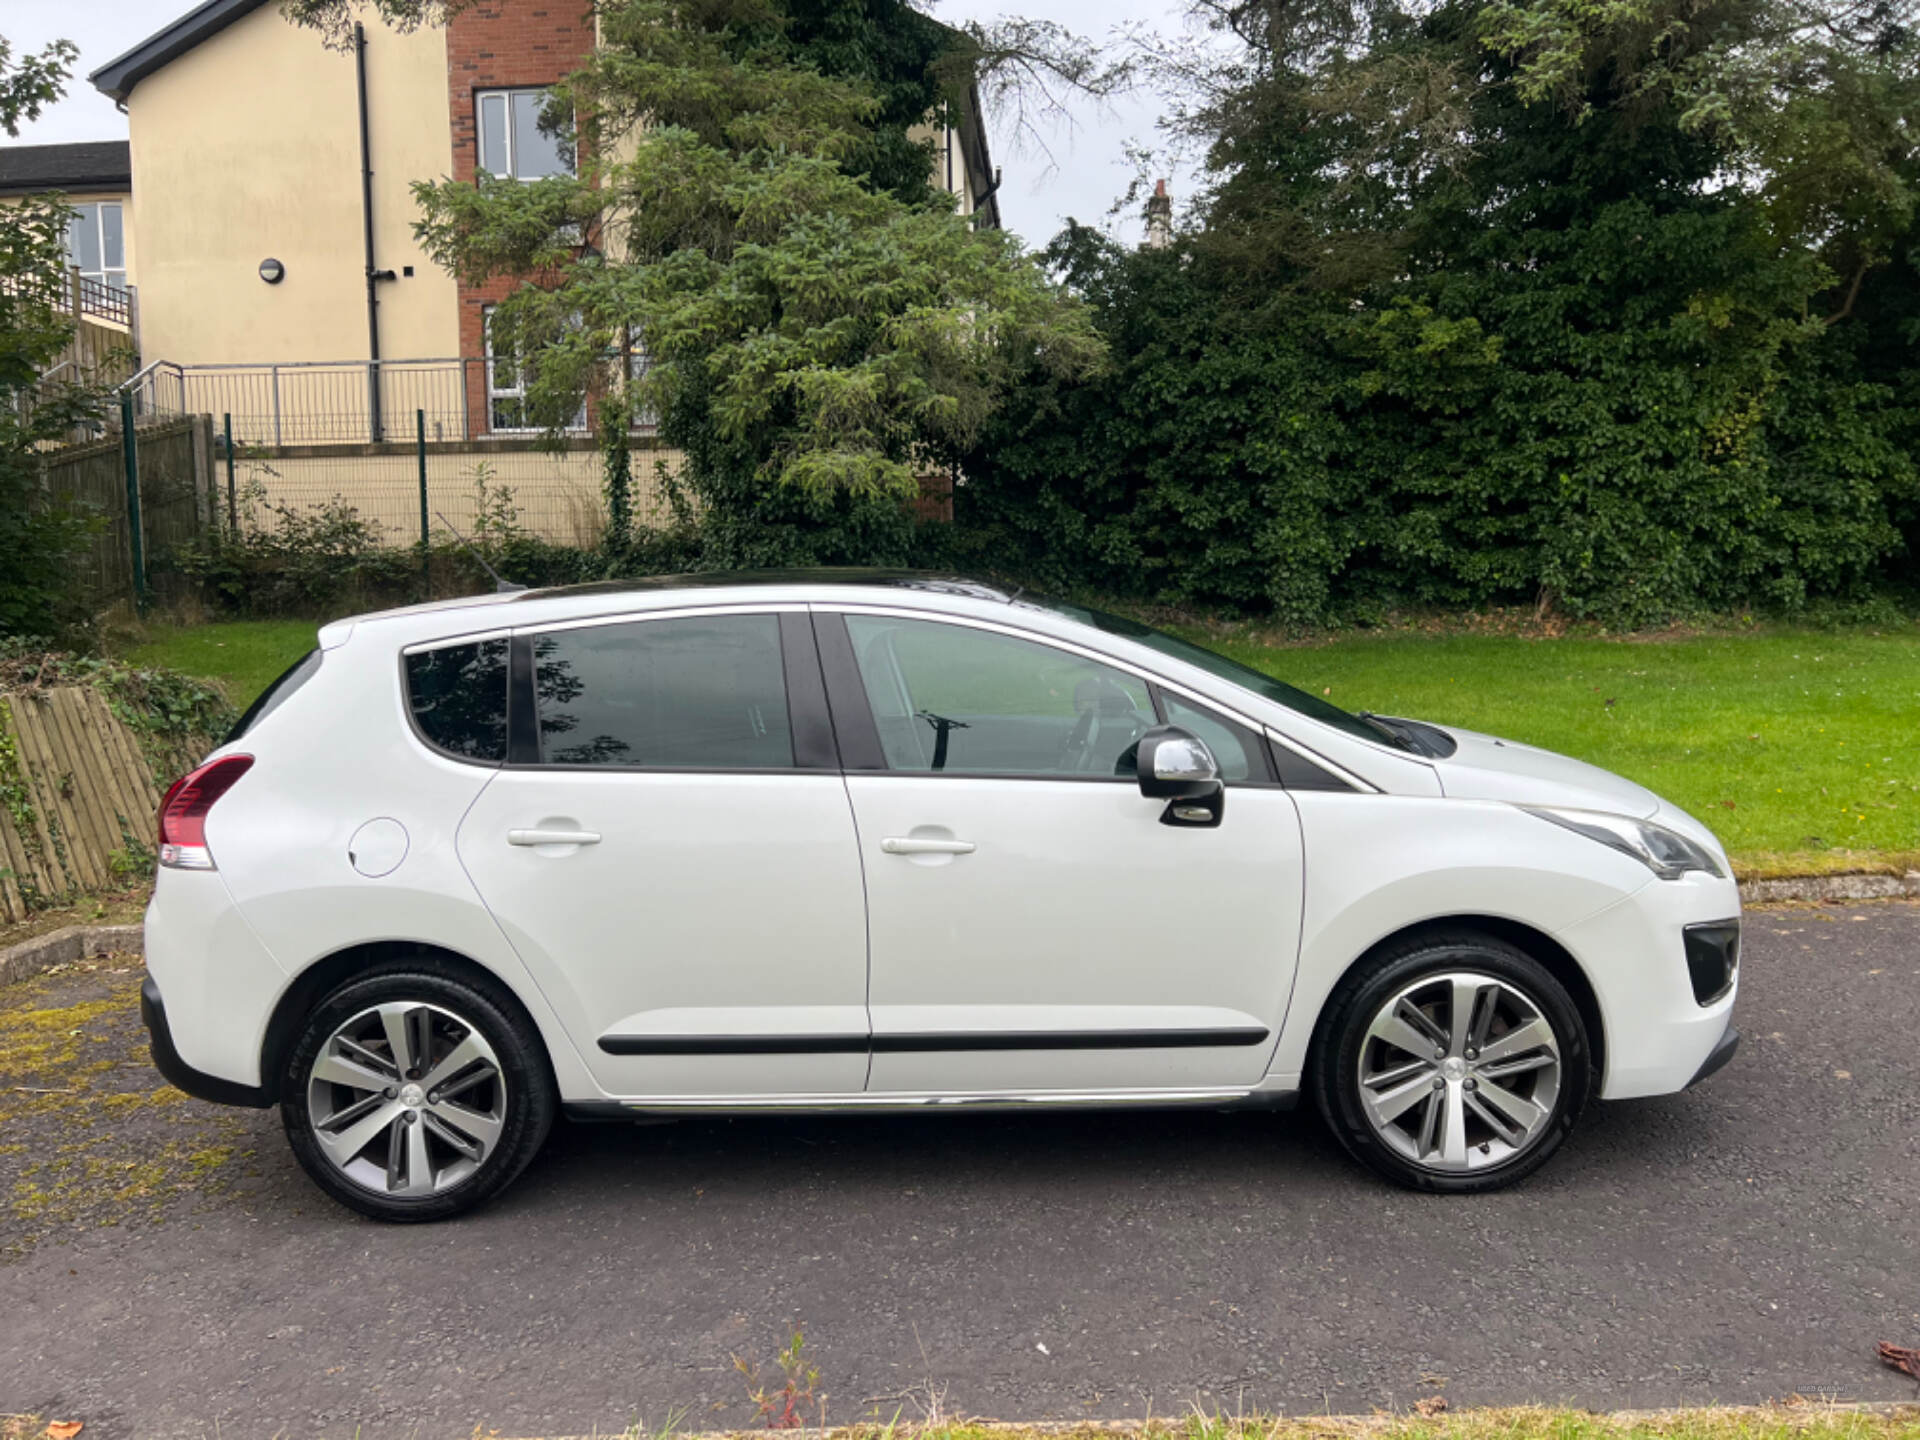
left=167, top=356, right=658, bottom=447
left=0, top=267, right=137, bottom=331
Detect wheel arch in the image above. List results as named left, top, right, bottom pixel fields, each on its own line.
left=258, top=940, right=556, bottom=1105
left=1303, top=914, right=1607, bottom=1089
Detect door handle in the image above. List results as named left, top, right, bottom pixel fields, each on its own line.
left=880, top=837, right=975, bottom=856
left=508, top=828, right=602, bottom=847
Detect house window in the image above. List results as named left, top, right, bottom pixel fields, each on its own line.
left=484, top=307, right=586, bottom=434
left=476, top=89, right=575, bottom=181
left=626, top=339, right=659, bottom=431
left=67, top=203, right=127, bottom=291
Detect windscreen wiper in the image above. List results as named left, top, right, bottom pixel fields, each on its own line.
left=1357, top=711, right=1420, bottom=754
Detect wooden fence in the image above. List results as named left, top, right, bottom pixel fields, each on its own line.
left=0, top=686, right=197, bottom=924
left=38, top=415, right=216, bottom=612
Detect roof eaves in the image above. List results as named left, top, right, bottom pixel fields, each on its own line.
left=89, top=0, right=273, bottom=103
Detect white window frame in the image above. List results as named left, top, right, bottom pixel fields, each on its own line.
left=483, top=307, right=587, bottom=435
left=625, top=339, right=659, bottom=433
left=67, top=202, right=127, bottom=291
left=475, top=88, right=577, bottom=182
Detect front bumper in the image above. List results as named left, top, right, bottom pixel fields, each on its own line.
left=141, top=977, right=272, bottom=1109
left=1686, top=1024, right=1740, bottom=1088
left=1553, top=869, right=1742, bottom=1100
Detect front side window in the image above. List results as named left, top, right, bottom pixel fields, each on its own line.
left=476, top=88, right=576, bottom=181
left=844, top=616, right=1155, bottom=778
left=406, top=639, right=509, bottom=761
left=66, top=202, right=126, bottom=291
left=532, top=615, right=793, bottom=768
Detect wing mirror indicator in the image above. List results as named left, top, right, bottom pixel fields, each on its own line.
left=1136, top=725, right=1225, bottom=828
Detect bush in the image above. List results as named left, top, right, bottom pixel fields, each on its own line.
left=954, top=206, right=1918, bottom=627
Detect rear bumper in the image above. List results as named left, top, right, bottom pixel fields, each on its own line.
left=141, top=977, right=272, bottom=1109
left=1686, top=1024, right=1739, bottom=1089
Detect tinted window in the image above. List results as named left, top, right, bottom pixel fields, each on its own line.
left=1161, top=693, right=1262, bottom=783
left=845, top=616, right=1154, bottom=777
left=533, top=615, right=792, bottom=768
left=406, top=639, right=508, bottom=762
left=227, top=647, right=323, bottom=743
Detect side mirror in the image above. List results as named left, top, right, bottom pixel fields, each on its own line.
left=1136, top=725, right=1225, bottom=828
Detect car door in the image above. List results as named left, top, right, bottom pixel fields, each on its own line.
left=456, top=607, right=871, bottom=1099
left=818, top=607, right=1306, bottom=1097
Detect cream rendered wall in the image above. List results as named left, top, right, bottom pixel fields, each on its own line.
left=126, top=4, right=458, bottom=368
left=907, top=119, right=977, bottom=219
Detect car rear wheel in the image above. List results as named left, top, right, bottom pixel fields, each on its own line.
left=281, top=962, right=555, bottom=1222
left=1313, top=932, right=1592, bottom=1193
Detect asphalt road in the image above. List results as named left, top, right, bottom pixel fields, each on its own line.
left=3, top=903, right=1917, bottom=1438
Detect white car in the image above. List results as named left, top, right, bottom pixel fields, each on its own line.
left=142, top=572, right=1741, bottom=1221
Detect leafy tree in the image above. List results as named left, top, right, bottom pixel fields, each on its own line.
left=0, top=34, right=104, bottom=637
left=961, top=0, right=1917, bottom=623
left=288, top=0, right=1109, bottom=567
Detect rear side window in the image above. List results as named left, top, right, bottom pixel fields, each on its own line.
left=531, top=615, right=792, bottom=768
left=226, top=648, right=323, bottom=743
left=406, top=639, right=509, bottom=762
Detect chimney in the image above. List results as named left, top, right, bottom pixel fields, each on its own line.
left=1144, top=178, right=1172, bottom=249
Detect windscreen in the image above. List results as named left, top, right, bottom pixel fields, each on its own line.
left=1020, top=599, right=1393, bottom=747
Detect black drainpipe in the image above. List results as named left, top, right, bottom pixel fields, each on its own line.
left=355, top=22, right=386, bottom=442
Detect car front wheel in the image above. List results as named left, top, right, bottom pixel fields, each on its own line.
left=281, top=961, right=555, bottom=1222
left=1313, top=932, right=1592, bottom=1192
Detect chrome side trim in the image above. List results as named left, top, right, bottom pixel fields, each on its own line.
left=591, top=1087, right=1268, bottom=1116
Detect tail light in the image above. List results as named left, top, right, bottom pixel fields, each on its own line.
left=157, top=755, right=254, bottom=870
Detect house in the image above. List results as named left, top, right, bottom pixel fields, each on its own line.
left=0, top=140, right=136, bottom=296
left=87, top=0, right=1001, bottom=450
left=0, top=140, right=141, bottom=381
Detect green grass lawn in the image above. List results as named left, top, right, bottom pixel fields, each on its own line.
left=1183, top=623, right=1920, bottom=867
left=113, top=618, right=1920, bottom=870
left=118, top=620, right=318, bottom=714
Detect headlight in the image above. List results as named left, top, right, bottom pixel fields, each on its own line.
left=1522, top=806, right=1724, bottom=880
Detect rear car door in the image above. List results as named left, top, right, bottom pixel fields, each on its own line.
left=454, top=607, right=871, bottom=1098
left=819, top=608, right=1306, bottom=1097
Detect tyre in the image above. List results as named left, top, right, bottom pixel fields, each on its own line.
left=281, top=960, right=556, bottom=1222
left=1312, top=931, right=1593, bottom=1193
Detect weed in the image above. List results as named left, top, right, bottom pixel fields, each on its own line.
left=735, top=1330, right=824, bottom=1430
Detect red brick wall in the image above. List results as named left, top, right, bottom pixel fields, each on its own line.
left=446, top=2, right=594, bottom=435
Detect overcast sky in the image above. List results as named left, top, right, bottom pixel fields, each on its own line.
left=5, top=0, right=1197, bottom=250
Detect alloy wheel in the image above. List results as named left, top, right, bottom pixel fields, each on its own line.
left=1355, top=970, right=1563, bottom=1173
left=305, top=1001, right=507, bottom=1197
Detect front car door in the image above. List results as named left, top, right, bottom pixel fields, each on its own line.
left=456, top=606, right=870, bottom=1099
left=818, top=607, right=1306, bottom=1098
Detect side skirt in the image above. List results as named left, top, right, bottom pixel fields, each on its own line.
left=562, top=1086, right=1299, bottom=1121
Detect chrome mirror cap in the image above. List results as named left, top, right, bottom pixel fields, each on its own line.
left=1136, top=726, right=1226, bottom=827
